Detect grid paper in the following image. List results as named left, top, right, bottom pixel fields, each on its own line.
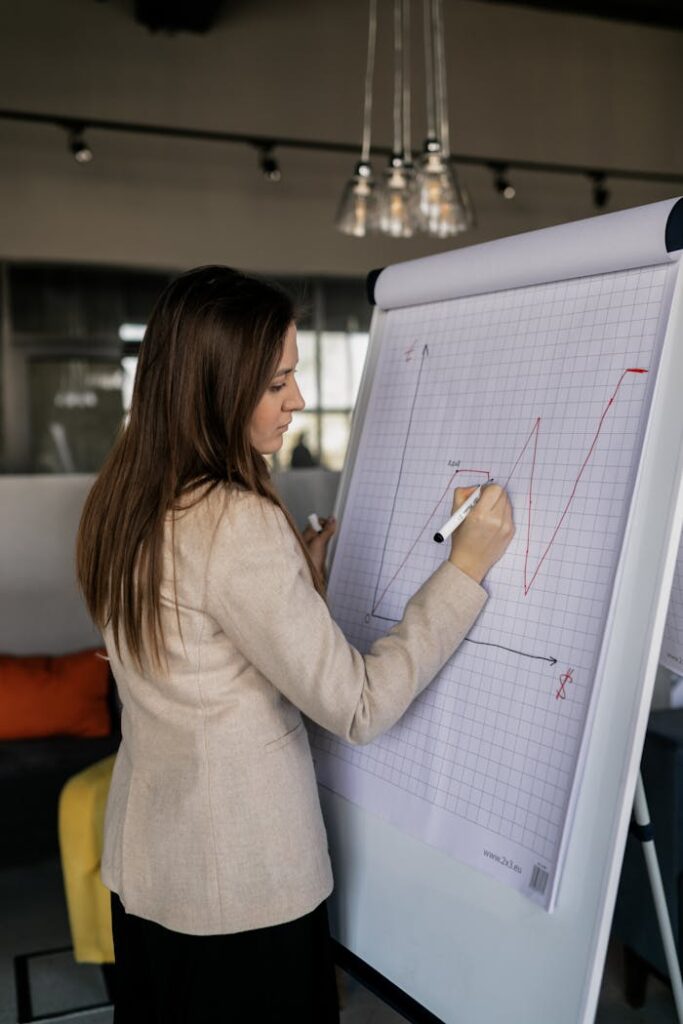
left=310, top=263, right=677, bottom=909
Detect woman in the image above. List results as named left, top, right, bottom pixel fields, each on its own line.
left=76, top=266, right=514, bottom=1023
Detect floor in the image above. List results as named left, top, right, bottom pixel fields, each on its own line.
left=0, top=860, right=678, bottom=1024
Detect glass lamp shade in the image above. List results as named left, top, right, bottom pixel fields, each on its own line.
left=335, top=161, right=379, bottom=237
left=376, top=157, right=418, bottom=238
left=415, top=146, right=473, bottom=238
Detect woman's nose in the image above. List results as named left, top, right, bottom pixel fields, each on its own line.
left=285, top=379, right=305, bottom=412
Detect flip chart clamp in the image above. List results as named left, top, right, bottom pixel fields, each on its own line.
left=630, top=771, right=683, bottom=1021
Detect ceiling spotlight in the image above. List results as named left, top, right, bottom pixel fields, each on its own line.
left=68, top=127, right=93, bottom=164
left=590, top=172, right=609, bottom=209
left=259, top=145, right=281, bottom=182
left=492, top=163, right=515, bottom=200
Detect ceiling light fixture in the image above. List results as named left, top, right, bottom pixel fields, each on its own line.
left=377, top=0, right=417, bottom=238
left=259, top=145, right=281, bottom=182
left=415, top=0, right=471, bottom=237
left=335, top=0, right=379, bottom=237
left=492, top=163, right=516, bottom=199
left=2, top=108, right=678, bottom=232
left=590, top=171, right=609, bottom=209
left=68, top=126, right=93, bottom=164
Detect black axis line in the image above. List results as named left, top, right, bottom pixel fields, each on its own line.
left=375, top=608, right=557, bottom=666
left=464, top=638, right=557, bottom=666
left=371, top=343, right=429, bottom=613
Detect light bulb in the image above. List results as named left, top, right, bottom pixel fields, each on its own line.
left=493, top=166, right=516, bottom=200
left=376, top=157, right=418, bottom=238
left=260, top=147, right=281, bottom=182
left=69, top=129, right=93, bottom=164
left=415, top=143, right=472, bottom=237
left=335, top=161, right=379, bottom=237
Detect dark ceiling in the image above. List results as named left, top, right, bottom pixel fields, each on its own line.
left=474, top=0, right=683, bottom=31
left=127, top=0, right=682, bottom=34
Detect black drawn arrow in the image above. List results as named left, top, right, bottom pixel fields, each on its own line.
left=464, top=638, right=557, bottom=665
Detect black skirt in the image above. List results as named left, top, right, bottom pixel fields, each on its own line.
left=110, top=892, right=340, bottom=1023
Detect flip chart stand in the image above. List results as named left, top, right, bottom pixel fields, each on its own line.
left=633, top=772, right=683, bottom=1021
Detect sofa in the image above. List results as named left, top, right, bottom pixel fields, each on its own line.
left=0, top=470, right=340, bottom=869
left=0, top=476, right=120, bottom=868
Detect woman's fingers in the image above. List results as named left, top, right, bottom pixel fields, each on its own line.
left=303, top=516, right=337, bottom=577
left=448, top=484, right=515, bottom=583
left=451, top=486, right=479, bottom=513
left=302, top=516, right=336, bottom=546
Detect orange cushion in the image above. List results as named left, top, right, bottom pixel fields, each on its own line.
left=0, top=649, right=111, bottom=740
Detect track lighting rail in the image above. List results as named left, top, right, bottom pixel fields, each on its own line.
left=1, top=106, right=681, bottom=187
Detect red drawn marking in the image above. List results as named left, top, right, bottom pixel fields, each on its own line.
left=372, top=367, right=648, bottom=616
left=506, top=368, right=648, bottom=595
left=404, top=344, right=415, bottom=362
left=556, top=667, right=574, bottom=700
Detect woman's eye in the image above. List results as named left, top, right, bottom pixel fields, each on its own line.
left=270, top=384, right=286, bottom=393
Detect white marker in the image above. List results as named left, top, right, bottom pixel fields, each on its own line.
left=433, top=480, right=493, bottom=544
left=307, top=512, right=323, bottom=533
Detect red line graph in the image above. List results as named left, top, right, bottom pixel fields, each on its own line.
left=511, top=368, right=647, bottom=594
left=372, top=367, right=647, bottom=615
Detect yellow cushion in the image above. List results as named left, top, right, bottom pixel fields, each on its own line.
left=58, top=754, right=116, bottom=963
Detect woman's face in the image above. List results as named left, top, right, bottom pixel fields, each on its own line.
left=250, top=322, right=305, bottom=454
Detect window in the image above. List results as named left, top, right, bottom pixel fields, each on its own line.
left=28, top=358, right=123, bottom=473
left=272, top=328, right=369, bottom=472
left=269, top=277, right=372, bottom=470
left=1, top=265, right=371, bottom=474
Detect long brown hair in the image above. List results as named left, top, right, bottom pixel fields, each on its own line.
left=77, top=265, right=324, bottom=670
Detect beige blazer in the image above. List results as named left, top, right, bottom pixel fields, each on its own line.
left=101, top=485, right=487, bottom=935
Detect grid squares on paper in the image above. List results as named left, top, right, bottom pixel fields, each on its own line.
left=310, top=263, right=676, bottom=901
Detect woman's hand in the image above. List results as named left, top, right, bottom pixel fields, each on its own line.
left=448, top=484, right=515, bottom=584
left=302, top=516, right=337, bottom=578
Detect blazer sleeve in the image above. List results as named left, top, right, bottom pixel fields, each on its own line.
left=204, top=491, right=487, bottom=745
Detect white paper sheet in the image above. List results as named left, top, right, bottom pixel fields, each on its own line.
left=311, top=260, right=679, bottom=909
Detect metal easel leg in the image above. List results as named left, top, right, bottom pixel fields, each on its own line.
left=632, top=772, right=683, bottom=1022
